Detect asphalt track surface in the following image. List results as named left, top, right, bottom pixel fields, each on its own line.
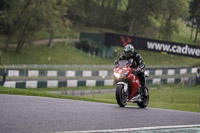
left=0, top=94, right=200, bottom=133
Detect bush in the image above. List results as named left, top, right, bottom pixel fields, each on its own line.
left=75, top=39, right=100, bottom=55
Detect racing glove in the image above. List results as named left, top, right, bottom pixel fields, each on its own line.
left=136, top=67, right=142, bottom=73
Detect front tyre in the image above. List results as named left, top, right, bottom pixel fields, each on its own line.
left=116, top=84, right=128, bottom=107
left=137, top=87, right=149, bottom=108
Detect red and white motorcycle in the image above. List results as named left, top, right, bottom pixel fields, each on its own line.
left=114, top=59, right=149, bottom=108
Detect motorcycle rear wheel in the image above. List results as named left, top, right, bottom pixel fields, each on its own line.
left=137, top=87, right=149, bottom=108
left=116, top=84, right=128, bottom=107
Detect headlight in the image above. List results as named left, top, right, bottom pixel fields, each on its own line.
left=114, top=72, right=121, bottom=78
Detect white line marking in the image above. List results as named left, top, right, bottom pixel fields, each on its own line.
left=49, top=124, right=200, bottom=133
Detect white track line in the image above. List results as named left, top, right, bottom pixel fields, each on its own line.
left=49, top=124, right=200, bottom=133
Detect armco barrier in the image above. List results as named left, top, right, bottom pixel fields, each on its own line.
left=4, top=67, right=198, bottom=78
left=3, top=77, right=193, bottom=89
left=6, top=70, right=109, bottom=78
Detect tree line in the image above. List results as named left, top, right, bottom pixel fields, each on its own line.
left=0, top=0, right=67, bottom=52
left=0, top=0, right=199, bottom=52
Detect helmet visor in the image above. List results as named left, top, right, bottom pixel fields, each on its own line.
left=124, top=50, right=132, bottom=57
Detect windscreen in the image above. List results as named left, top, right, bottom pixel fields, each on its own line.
left=118, top=60, right=128, bottom=69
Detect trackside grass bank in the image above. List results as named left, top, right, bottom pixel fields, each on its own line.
left=0, top=85, right=200, bottom=112
left=1, top=43, right=113, bottom=65
left=0, top=86, right=110, bottom=103
left=81, top=85, right=200, bottom=112
left=26, top=86, right=115, bottom=91
left=1, top=43, right=200, bottom=66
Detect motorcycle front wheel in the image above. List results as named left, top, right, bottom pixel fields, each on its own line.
left=116, top=84, right=128, bottom=107
left=137, top=87, right=149, bottom=108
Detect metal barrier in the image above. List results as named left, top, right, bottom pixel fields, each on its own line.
left=1, top=64, right=199, bottom=88
left=3, top=77, right=193, bottom=89
left=3, top=66, right=198, bottom=78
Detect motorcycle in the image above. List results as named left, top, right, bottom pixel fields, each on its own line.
left=114, top=59, right=149, bottom=108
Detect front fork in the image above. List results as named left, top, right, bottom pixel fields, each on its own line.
left=117, top=82, right=129, bottom=101
left=117, top=82, right=128, bottom=93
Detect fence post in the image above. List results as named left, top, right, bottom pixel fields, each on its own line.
left=0, top=67, right=6, bottom=86
left=45, top=64, right=47, bottom=81
left=196, top=68, right=200, bottom=86
left=23, top=64, right=26, bottom=82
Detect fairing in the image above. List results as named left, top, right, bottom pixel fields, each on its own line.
left=114, top=60, right=141, bottom=101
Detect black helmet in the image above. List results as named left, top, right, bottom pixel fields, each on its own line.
left=124, top=44, right=134, bottom=58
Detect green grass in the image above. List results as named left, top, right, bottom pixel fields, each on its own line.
left=148, top=86, right=200, bottom=112
left=0, top=86, right=110, bottom=103
left=0, top=44, right=197, bottom=66
left=138, top=50, right=200, bottom=67
left=81, top=85, right=200, bottom=112
left=26, top=86, right=114, bottom=91
left=1, top=85, right=200, bottom=112
left=2, top=43, right=113, bottom=64
left=2, top=43, right=200, bottom=66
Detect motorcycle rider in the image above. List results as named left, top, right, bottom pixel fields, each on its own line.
left=117, top=44, right=147, bottom=96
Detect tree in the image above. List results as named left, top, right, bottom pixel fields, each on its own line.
left=0, top=0, right=21, bottom=51
left=67, top=0, right=125, bottom=30
left=0, top=0, right=11, bottom=34
left=1, top=0, right=69, bottom=52
left=67, top=0, right=92, bottom=28
left=43, top=0, right=68, bottom=48
left=1, top=0, right=46, bottom=52
left=158, top=0, right=188, bottom=41
left=123, top=0, right=163, bottom=37
left=188, top=0, right=200, bottom=43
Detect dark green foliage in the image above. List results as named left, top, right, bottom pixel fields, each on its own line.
left=158, top=0, right=188, bottom=41
left=67, top=0, right=189, bottom=41
left=188, top=0, right=200, bottom=42
left=75, top=39, right=99, bottom=55
left=75, top=40, right=90, bottom=52
left=1, top=0, right=68, bottom=52
left=67, top=0, right=124, bottom=30
left=0, top=0, right=197, bottom=53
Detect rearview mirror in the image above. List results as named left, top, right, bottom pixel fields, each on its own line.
left=114, top=60, right=119, bottom=65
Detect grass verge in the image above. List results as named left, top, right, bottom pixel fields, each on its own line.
left=26, top=86, right=114, bottom=91
left=0, top=86, right=114, bottom=104
left=81, top=85, right=200, bottom=112
left=0, top=85, right=200, bottom=112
